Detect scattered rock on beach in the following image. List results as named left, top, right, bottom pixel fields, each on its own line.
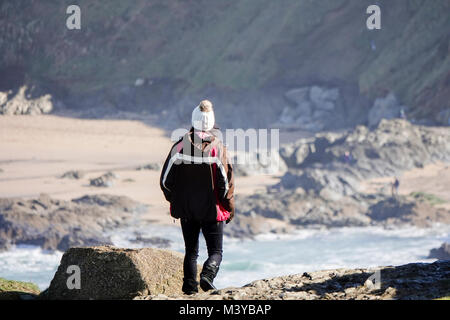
left=60, top=170, right=84, bottom=179
left=89, top=171, right=117, bottom=187
left=136, top=163, right=162, bottom=171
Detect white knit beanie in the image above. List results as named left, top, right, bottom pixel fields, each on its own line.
left=191, top=102, right=215, bottom=131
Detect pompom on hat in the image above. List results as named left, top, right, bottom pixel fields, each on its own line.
left=191, top=100, right=215, bottom=131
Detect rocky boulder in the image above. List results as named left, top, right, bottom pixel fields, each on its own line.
left=46, top=246, right=189, bottom=300
left=60, top=170, right=85, bottom=179
left=279, top=86, right=343, bottom=132
left=0, top=86, right=53, bottom=115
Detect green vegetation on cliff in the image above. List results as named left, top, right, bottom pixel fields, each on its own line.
left=0, top=277, right=40, bottom=300
left=0, top=0, right=448, bottom=120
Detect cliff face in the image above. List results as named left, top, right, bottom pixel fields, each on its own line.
left=0, top=0, right=449, bottom=125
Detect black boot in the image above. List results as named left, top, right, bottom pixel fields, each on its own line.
left=182, top=278, right=198, bottom=295
left=200, top=261, right=219, bottom=291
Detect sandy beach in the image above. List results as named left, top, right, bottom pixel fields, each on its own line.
left=1, top=115, right=449, bottom=227
left=0, top=115, right=279, bottom=226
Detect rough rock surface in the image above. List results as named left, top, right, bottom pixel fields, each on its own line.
left=138, top=260, right=450, bottom=300
left=45, top=246, right=193, bottom=300
left=279, top=119, right=450, bottom=191
left=278, top=86, right=348, bottom=132
left=428, top=243, right=450, bottom=261
left=0, top=86, right=53, bottom=115
left=60, top=170, right=85, bottom=180
left=89, top=172, right=118, bottom=188
left=0, top=194, right=145, bottom=251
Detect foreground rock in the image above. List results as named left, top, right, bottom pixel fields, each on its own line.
left=428, top=243, right=450, bottom=261
left=0, top=194, right=145, bottom=251
left=139, top=260, right=450, bottom=300
left=45, top=246, right=189, bottom=300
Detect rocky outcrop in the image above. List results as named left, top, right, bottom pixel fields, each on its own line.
left=226, top=192, right=450, bottom=238
left=60, top=170, right=85, bottom=180
left=277, top=119, right=450, bottom=197
left=6, top=259, right=450, bottom=300
left=0, top=86, right=53, bottom=115
left=229, top=120, right=450, bottom=237
left=428, top=243, right=450, bottom=261
left=139, top=260, right=450, bottom=300
left=45, top=246, right=192, bottom=300
left=0, top=194, right=146, bottom=251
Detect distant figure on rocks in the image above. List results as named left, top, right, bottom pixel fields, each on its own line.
left=400, top=108, right=407, bottom=120
left=391, top=177, right=400, bottom=198
left=160, top=100, right=235, bottom=295
left=343, top=150, right=354, bottom=165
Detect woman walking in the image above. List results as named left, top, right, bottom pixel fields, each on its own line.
left=160, top=100, right=235, bottom=294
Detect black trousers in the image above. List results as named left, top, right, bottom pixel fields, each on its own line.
left=181, top=218, right=223, bottom=282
